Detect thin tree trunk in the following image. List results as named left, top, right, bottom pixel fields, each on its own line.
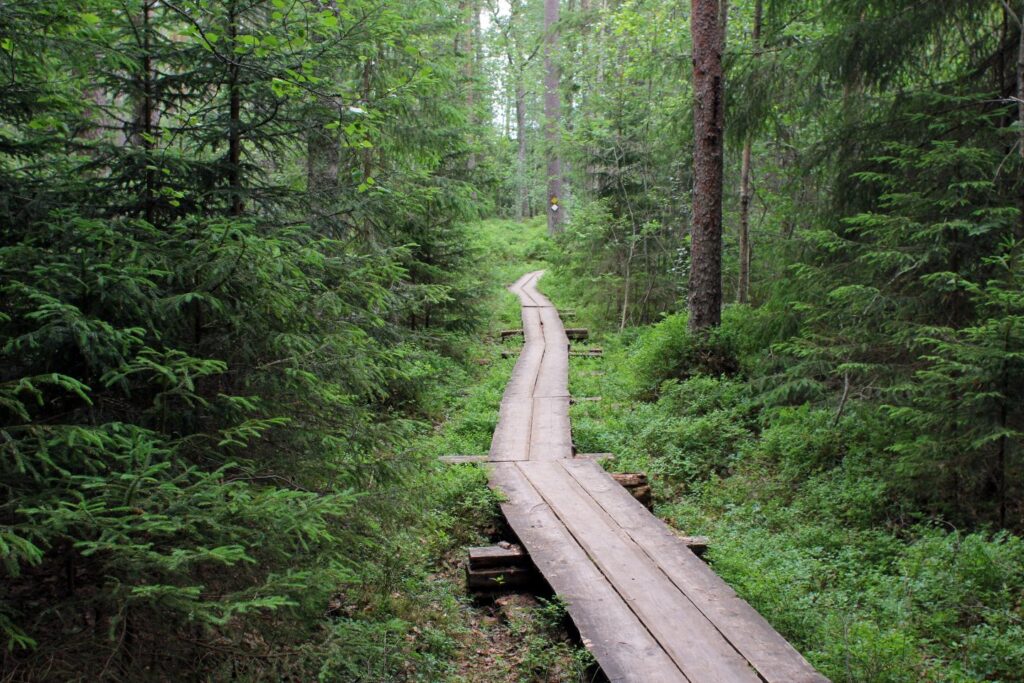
left=131, top=0, right=157, bottom=225
left=737, top=144, right=753, bottom=305
left=505, top=0, right=530, bottom=221
left=464, top=0, right=479, bottom=171
left=737, top=0, right=760, bottom=304
left=1017, top=0, right=1024, bottom=159
left=227, top=1, right=243, bottom=217
left=307, top=125, right=339, bottom=233
left=516, top=79, right=529, bottom=219
left=307, top=1, right=340, bottom=235
left=688, top=0, right=728, bottom=330
left=544, top=0, right=565, bottom=234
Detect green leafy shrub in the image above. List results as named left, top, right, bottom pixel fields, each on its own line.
left=628, top=312, right=741, bottom=398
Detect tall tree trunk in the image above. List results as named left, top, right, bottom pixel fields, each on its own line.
left=688, top=0, right=727, bottom=331
left=307, top=124, right=339, bottom=234
left=1016, top=1, right=1024, bottom=241
left=457, top=0, right=479, bottom=172
left=131, top=0, right=158, bottom=225
left=307, top=1, right=340, bottom=235
left=227, top=1, right=243, bottom=217
left=516, top=79, right=529, bottom=219
left=544, top=0, right=565, bottom=234
left=463, top=0, right=479, bottom=171
left=505, top=0, right=530, bottom=220
left=737, top=142, right=752, bottom=304
left=736, top=0, right=760, bottom=304
left=1017, top=1, right=1024, bottom=159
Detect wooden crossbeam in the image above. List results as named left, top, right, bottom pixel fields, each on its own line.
left=565, top=327, right=589, bottom=340
left=468, top=543, right=528, bottom=569
left=576, top=452, right=615, bottom=462
left=611, top=472, right=653, bottom=510
left=466, top=543, right=539, bottom=590
left=438, top=455, right=489, bottom=464
left=678, top=535, right=710, bottom=558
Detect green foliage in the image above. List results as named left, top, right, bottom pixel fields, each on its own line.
left=566, top=322, right=1024, bottom=681
left=0, top=0, right=493, bottom=678
left=628, top=310, right=752, bottom=398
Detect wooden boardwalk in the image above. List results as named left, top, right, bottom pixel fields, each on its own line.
left=488, top=271, right=828, bottom=683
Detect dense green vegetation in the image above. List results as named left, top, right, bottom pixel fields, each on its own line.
left=2, top=0, right=1023, bottom=681
left=0, top=1, right=496, bottom=678
left=559, top=306, right=1024, bottom=681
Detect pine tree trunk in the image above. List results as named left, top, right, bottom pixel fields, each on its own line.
left=131, top=0, right=157, bottom=225
left=544, top=0, right=565, bottom=234
left=516, top=79, right=529, bottom=219
left=736, top=0, right=760, bottom=305
left=227, top=1, right=243, bottom=217
left=307, top=125, right=339, bottom=234
left=688, top=0, right=727, bottom=330
left=1017, top=1, right=1024, bottom=160
left=737, top=142, right=752, bottom=304
left=463, top=0, right=478, bottom=171
left=506, top=0, right=530, bottom=220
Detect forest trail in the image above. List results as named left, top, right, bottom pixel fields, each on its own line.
left=487, top=271, right=828, bottom=683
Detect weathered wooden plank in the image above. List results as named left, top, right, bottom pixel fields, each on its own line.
left=520, top=460, right=762, bottom=682
left=610, top=472, right=648, bottom=487
left=561, top=458, right=829, bottom=683
left=565, top=327, right=589, bottom=340
left=500, top=347, right=543, bottom=398
left=466, top=565, right=537, bottom=590
left=610, top=472, right=653, bottom=510
left=439, top=455, right=489, bottom=464
left=509, top=270, right=552, bottom=308
left=678, top=536, right=710, bottom=557
left=488, top=396, right=532, bottom=461
left=468, top=544, right=529, bottom=570
left=535, top=306, right=569, bottom=398
left=576, top=452, right=615, bottom=462
left=529, top=397, right=573, bottom=460
left=488, top=462, right=688, bottom=683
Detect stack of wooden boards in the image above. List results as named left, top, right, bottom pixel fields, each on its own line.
left=485, top=270, right=828, bottom=683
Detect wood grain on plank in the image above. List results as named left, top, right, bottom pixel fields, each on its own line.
left=489, top=462, right=688, bottom=683
left=519, top=460, right=761, bottom=682
left=562, top=458, right=829, bottom=683
left=529, top=397, right=573, bottom=460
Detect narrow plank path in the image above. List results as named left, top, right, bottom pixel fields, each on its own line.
left=488, top=271, right=828, bottom=683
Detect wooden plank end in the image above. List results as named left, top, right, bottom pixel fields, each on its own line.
left=439, top=455, right=489, bottom=465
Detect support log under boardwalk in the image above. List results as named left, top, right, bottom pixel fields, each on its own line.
left=564, top=327, right=589, bottom=340
left=439, top=455, right=489, bottom=464
left=483, top=269, right=828, bottom=682
left=611, top=472, right=653, bottom=511
left=466, top=543, right=539, bottom=591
